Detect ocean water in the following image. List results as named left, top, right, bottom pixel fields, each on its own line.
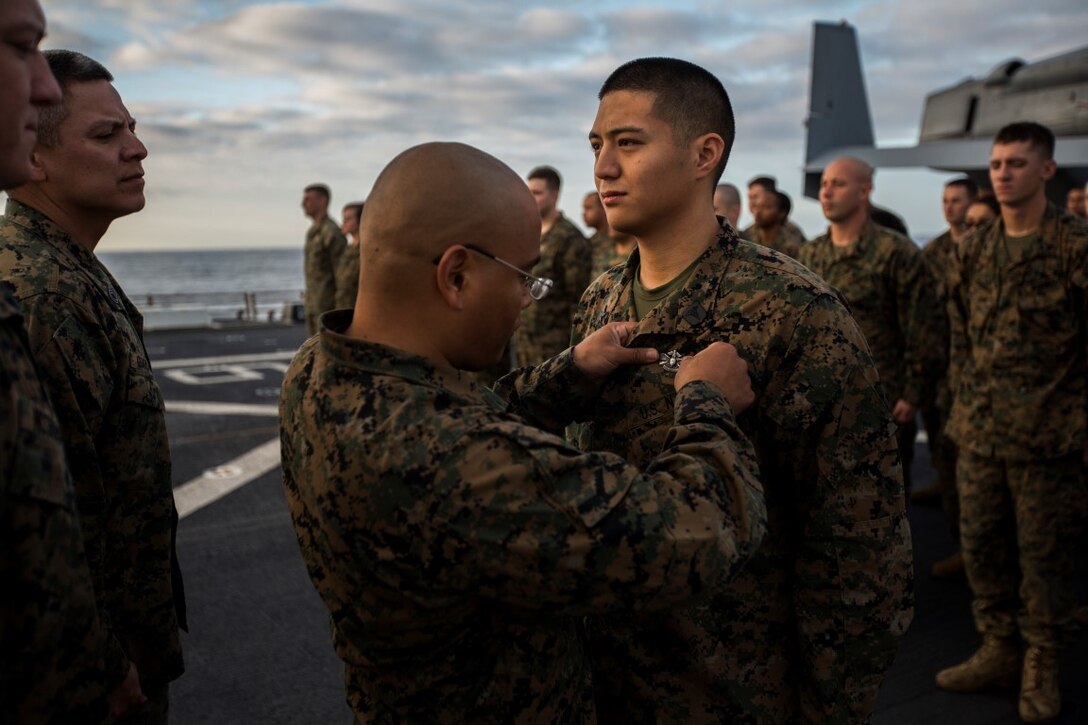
left=98, top=248, right=304, bottom=305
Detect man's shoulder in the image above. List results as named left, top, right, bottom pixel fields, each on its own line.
left=784, top=220, right=806, bottom=241
left=871, top=224, right=918, bottom=253
left=0, top=219, right=95, bottom=320
left=553, top=214, right=588, bottom=243
left=725, top=238, right=840, bottom=304
left=1053, top=207, right=1088, bottom=247
left=796, top=231, right=830, bottom=262
left=923, top=230, right=953, bottom=255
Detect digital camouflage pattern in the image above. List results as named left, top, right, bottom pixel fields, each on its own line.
left=334, top=241, right=359, bottom=310
left=280, top=309, right=766, bottom=723
left=945, top=205, right=1088, bottom=649
left=304, top=214, right=347, bottom=334
left=740, top=221, right=805, bottom=258
left=945, top=204, right=1088, bottom=460
left=800, top=220, right=946, bottom=410
left=0, top=200, right=186, bottom=690
left=920, top=230, right=959, bottom=532
left=515, top=213, right=592, bottom=366
left=534, top=225, right=911, bottom=723
left=0, top=287, right=129, bottom=723
left=956, top=450, right=1085, bottom=648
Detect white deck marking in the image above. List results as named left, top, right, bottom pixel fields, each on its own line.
left=176, top=438, right=281, bottom=519
left=154, top=350, right=299, bottom=369
left=165, top=401, right=280, bottom=417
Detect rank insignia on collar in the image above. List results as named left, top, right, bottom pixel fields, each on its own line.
left=658, top=350, right=684, bottom=373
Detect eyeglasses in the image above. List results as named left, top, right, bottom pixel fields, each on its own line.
left=432, top=244, right=553, bottom=301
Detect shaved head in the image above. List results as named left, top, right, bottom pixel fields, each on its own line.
left=350, top=142, right=540, bottom=371
left=827, top=156, right=873, bottom=185
left=820, top=155, right=873, bottom=226
left=359, top=142, right=538, bottom=295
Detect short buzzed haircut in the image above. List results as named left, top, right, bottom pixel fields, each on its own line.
left=994, top=121, right=1055, bottom=159
left=945, top=177, right=979, bottom=199
left=304, top=183, right=331, bottom=201
left=748, top=176, right=777, bottom=193
left=527, top=166, right=561, bottom=192
left=715, top=183, right=740, bottom=204
left=599, top=57, right=735, bottom=184
left=774, top=190, right=792, bottom=217
left=38, top=50, right=113, bottom=149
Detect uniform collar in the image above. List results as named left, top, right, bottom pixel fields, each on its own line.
left=599, top=223, right=741, bottom=341
left=822, top=218, right=878, bottom=259
left=2, top=198, right=130, bottom=313
left=978, top=202, right=1063, bottom=250
left=317, top=309, right=485, bottom=399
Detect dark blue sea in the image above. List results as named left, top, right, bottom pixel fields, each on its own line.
left=98, top=248, right=304, bottom=303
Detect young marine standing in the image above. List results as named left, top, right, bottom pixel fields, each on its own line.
left=936, top=122, right=1088, bottom=724
left=514, top=58, right=912, bottom=722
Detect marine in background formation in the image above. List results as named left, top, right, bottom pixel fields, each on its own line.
left=1066, top=185, right=1085, bottom=219
left=279, top=141, right=766, bottom=722
left=539, top=57, right=911, bottom=723
left=799, top=156, right=947, bottom=494
left=917, top=177, right=978, bottom=578
left=514, top=165, right=592, bottom=366
left=936, top=121, right=1088, bottom=724
left=741, top=188, right=803, bottom=258
left=334, top=200, right=363, bottom=310
left=742, top=175, right=806, bottom=245
left=301, top=182, right=347, bottom=335
left=0, top=49, right=186, bottom=723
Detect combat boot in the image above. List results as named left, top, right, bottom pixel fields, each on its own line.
left=935, top=634, right=1020, bottom=692
left=1019, top=645, right=1060, bottom=723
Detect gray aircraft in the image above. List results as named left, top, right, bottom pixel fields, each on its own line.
left=803, top=21, right=1088, bottom=199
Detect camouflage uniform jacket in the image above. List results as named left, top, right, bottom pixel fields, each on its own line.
left=515, top=213, right=592, bottom=366
left=922, top=231, right=957, bottom=410
left=334, top=240, right=359, bottom=310
left=0, top=287, right=129, bottom=723
left=0, top=199, right=185, bottom=685
left=922, top=230, right=956, bottom=300
left=946, top=204, right=1088, bottom=460
left=279, top=309, right=767, bottom=723
left=304, top=214, right=347, bottom=316
left=800, top=220, right=946, bottom=408
left=518, top=225, right=911, bottom=723
left=740, top=222, right=805, bottom=258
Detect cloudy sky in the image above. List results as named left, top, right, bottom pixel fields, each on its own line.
left=33, top=0, right=1087, bottom=251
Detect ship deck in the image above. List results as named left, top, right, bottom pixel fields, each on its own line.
left=156, top=324, right=1086, bottom=724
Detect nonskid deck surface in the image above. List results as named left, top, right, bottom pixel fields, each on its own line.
left=155, top=324, right=1087, bottom=724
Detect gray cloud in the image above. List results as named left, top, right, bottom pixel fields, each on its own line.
left=50, top=0, right=1082, bottom=250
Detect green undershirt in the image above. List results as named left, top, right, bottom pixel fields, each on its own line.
left=632, top=257, right=700, bottom=321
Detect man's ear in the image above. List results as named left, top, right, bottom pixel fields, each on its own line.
left=1041, top=158, right=1057, bottom=182
left=27, top=149, right=48, bottom=183
left=434, top=245, right=471, bottom=311
left=693, top=133, right=725, bottom=181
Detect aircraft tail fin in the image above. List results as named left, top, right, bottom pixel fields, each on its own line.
left=804, top=21, right=875, bottom=198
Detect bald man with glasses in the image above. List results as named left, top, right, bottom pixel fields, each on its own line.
left=279, top=142, right=767, bottom=722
